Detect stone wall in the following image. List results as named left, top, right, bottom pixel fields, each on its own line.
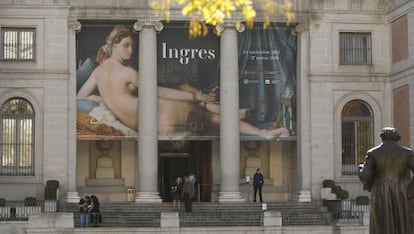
left=389, top=0, right=414, bottom=149
left=306, top=0, right=391, bottom=199
left=0, top=5, right=72, bottom=200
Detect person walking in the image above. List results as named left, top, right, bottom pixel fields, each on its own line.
left=182, top=176, right=195, bottom=212
left=359, top=127, right=414, bottom=234
left=253, top=168, right=264, bottom=202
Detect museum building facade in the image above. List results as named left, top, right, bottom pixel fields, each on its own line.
left=0, top=0, right=413, bottom=204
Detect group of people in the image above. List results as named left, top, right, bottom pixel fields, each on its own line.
left=78, top=195, right=101, bottom=227
left=171, top=176, right=195, bottom=212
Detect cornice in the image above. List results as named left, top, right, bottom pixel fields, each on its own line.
left=69, top=7, right=309, bottom=24
left=387, top=0, right=414, bottom=22
left=0, top=5, right=70, bottom=18
left=0, top=70, right=69, bottom=80
left=309, top=72, right=389, bottom=83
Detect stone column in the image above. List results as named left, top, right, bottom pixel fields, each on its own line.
left=217, top=23, right=245, bottom=202
left=66, top=19, right=81, bottom=203
left=295, top=24, right=312, bottom=202
left=134, top=21, right=163, bottom=203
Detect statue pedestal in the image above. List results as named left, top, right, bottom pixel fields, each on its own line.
left=245, top=156, right=261, bottom=177
left=95, top=156, right=115, bottom=179
left=86, top=178, right=125, bottom=187
left=81, top=178, right=128, bottom=202
left=79, top=141, right=128, bottom=201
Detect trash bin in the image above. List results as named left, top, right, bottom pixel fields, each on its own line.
left=127, top=188, right=135, bottom=202
left=262, top=203, right=267, bottom=211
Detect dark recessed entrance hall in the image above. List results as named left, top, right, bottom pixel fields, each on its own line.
left=158, top=141, right=212, bottom=202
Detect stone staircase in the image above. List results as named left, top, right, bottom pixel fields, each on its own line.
left=67, top=203, right=164, bottom=227
left=179, top=203, right=262, bottom=227
left=66, top=201, right=330, bottom=227
left=267, top=202, right=331, bottom=226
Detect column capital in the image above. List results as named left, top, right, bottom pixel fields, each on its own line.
left=68, top=19, right=81, bottom=33
left=133, top=20, right=164, bottom=32
left=215, top=22, right=245, bottom=34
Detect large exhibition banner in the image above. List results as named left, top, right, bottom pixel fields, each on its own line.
left=75, top=22, right=221, bottom=140
left=156, top=24, right=297, bottom=141
left=238, top=26, right=297, bottom=141
left=75, top=22, right=296, bottom=141
left=76, top=22, right=139, bottom=140
left=156, top=24, right=220, bottom=140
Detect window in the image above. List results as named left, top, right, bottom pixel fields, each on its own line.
left=0, top=98, right=35, bottom=176
left=341, top=100, right=373, bottom=175
left=1, top=27, right=35, bottom=61
left=340, top=32, right=372, bottom=65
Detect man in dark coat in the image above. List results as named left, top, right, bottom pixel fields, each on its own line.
left=253, top=168, right=264, bottom=202
left=182, top=176, right=195, bottom=212
left=359, top=127, right=414, bottom=234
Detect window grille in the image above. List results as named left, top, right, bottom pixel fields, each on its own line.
left=340, top=32, right=372, bottom=65
left=0, top=98, right=35, bottom=176
left=1, top=28, right=35, bottom=61
left=341, top=100, right=373, bottom=175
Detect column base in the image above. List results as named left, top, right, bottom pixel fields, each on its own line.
left=66, top=191, right=80, bottom=203
left=218, top=192, right=245, bottom=202
left=135, top=192, right=162, bottom=203
left=297, top=190, right=312, bottom=202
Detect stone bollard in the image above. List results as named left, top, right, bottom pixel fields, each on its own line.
left=161, top=212, right=180, bottom=228
left=263, top=211, right=282, bottom=227
left=363, top=211, right=370, bottom=234
left=26, top=212, right=74, bottom=234
left=263, top=211, right=282, bottom=234
left=363, top=211, right=370, bottom=226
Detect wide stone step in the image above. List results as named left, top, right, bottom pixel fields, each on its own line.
left=265, top=202, right=330, bottom=226
left=180, top=212, right=262, bottom=227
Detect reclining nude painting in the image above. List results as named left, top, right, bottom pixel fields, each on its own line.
left=76, top=23, right=296, bottom=141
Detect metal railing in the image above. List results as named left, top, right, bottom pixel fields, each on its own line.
left=331, top=199, right=369, bottom=225
left=0, top=200, right=58, bottom=221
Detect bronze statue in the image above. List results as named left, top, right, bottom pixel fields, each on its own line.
left=359, top=127, right=414, bottom=234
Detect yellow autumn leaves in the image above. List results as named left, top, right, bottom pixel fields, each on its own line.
left=152, top=0, right=295, bottom=38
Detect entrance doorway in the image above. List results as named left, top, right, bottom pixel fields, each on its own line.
left=158, top=141, right=212, bottom=202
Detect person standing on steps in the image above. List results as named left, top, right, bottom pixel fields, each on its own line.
left=182, top=176, right=195, bottom=212
left=88, top=195, right=102, bottom=226
left=253, top=168, right=264, bottom=202
left=172, top=177, right=183, bottom=209
left=79, top=196, right=90, bottom=227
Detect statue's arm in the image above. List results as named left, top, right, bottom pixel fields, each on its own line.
left=359, top=152, right=374, bottom=192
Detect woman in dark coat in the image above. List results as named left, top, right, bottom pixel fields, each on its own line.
left=172, top=177, right=183, bottom=209
left=88, top=195, right=102, bottom=226
left=359, top=127, right=414, bottom=234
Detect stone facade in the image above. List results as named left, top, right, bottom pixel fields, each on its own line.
left=0, top=0, right=412, bottom=203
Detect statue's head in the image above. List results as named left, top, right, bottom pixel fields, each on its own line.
left=380, top=127, right=401, bottom=141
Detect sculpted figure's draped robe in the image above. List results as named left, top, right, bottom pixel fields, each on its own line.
left=359, top=140, right=414, bottom=234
